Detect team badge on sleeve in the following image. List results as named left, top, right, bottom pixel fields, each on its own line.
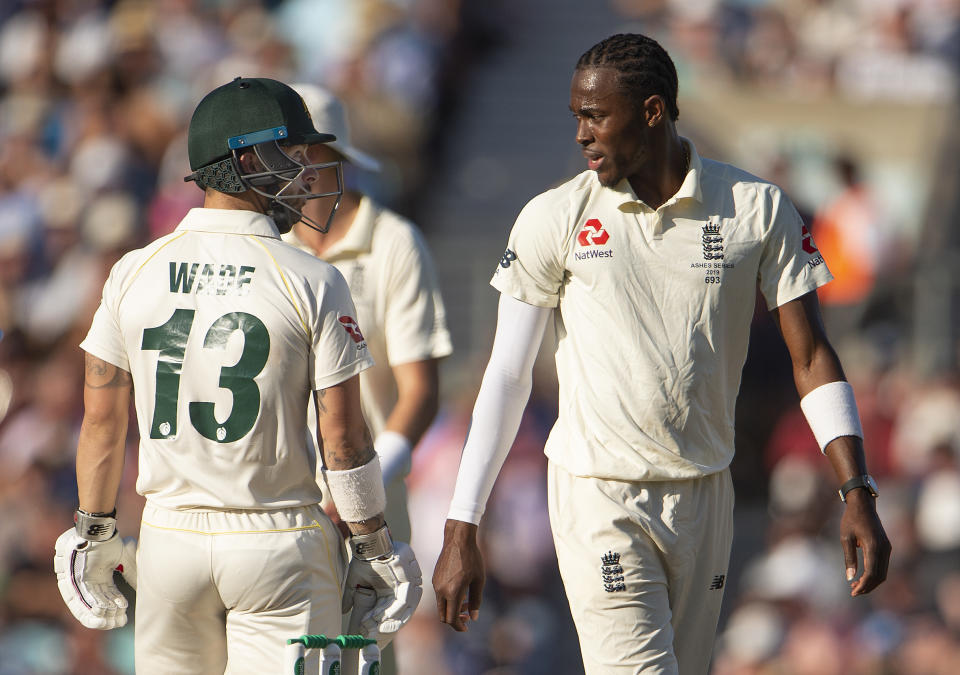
left=499, top=248, right=517, bottom=269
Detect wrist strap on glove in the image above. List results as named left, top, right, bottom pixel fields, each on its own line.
left=74, top=508, right=117, bottom=542
left=350, top=525, right=394, bottom=561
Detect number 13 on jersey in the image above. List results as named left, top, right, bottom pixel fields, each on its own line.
left=141, top=308, right=270, bottom=443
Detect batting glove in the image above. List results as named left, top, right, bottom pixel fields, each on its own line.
left=54, top=529, right=134, bottom=630
left=343, top=531, right=423, bottom=639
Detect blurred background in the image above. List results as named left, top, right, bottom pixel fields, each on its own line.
left=0, top=0, right=958, bottom=673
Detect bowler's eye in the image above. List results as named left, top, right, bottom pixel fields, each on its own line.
left=575, top=111, right=602, bottom=121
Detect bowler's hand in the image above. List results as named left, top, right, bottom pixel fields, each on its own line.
left=840, top=490, right=891, bottom=596
left=433, top=519, right=484, bottom=631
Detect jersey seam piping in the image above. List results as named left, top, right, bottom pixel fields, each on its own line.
left=248, top=236, right=310, bottom=336
left=141, top=520, right=324, bottom=536
left=118, top=231, right=190, bottom=306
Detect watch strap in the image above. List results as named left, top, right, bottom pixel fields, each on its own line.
left=838, top=475, right=878, bottom=502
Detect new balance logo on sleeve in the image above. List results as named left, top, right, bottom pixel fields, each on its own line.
left=709, top=574, right=725, bottom=590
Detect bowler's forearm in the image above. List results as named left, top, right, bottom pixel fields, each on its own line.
left=824, top=435, right=869, bottom=485
left=790, top=342, right=846, bottom=397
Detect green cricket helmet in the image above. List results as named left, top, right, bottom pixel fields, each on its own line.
left=184, top=77, right=343, bottom=233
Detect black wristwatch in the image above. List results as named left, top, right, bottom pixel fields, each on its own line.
left=838, top=475, right=879, bottom=503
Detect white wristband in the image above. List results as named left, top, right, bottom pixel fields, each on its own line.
left=324, top=456, right=387, bottom=522
left=799, top=381, right=864, bottom=453
left=375, top=431, right=412, bottom=485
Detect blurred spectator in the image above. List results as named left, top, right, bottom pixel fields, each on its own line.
left=889, top=378, right=960, bottom=477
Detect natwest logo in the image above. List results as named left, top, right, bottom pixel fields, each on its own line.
left=338, top=316, right=366, bottom=344
left=801, top=224, right=819, bottom=254
left=577, top=219, right=609, bottom=246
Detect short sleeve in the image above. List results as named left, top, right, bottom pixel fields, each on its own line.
left=79, top=262, right=130, bottom=371
left=309, top=267, right=375, bottom=391
left=758, top=185, right=834, bottom=309
left=382, top=229, right=453, bottom=366
left=490, top=192, right=566, bottom=308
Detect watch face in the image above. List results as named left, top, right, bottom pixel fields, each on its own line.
left=865, top=475, right=879, bottom=495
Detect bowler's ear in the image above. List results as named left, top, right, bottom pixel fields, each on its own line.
left=643, top=95, right=666, bottom=128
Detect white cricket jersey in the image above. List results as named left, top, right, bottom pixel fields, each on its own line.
left=284, top=196, right=452, bottom=437
left=80, top=208, right=374, bottom=510
left=492, top=140, right=833, bottom=481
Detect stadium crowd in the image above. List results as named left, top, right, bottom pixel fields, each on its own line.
left=0, top=0, right=958, bottom=673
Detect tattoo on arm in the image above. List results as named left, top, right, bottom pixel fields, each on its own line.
left=315, top=377, right=373, bottom=470
left=315, top=388, right=328, bottom=417
left=84, top=354, right=132, bottom=389
left=322, top=426, right=375, bottom=470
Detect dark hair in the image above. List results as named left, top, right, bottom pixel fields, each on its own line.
left=576, top=33, right=679, bottom=121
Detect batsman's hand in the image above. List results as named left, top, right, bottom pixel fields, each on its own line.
left=54, top=529, right=135, bottom=629
left=433, top=519, right=484, bottom=632
left=343, top=541, right=423, bottom=639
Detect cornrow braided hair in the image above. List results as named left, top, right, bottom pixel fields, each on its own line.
left=576, top=33, right=680, bottom=121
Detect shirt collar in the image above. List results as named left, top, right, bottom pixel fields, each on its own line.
left=175, top=208, right=282, bottom=238
left=610, top=137, right=704, bottom=210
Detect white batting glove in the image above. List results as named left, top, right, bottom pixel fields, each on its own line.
left=343, top=539, right=423, bottom=639
left=54, top=529, right=131, bottom=630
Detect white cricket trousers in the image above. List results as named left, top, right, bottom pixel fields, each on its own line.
left=135, top=502, right=346, bottom=675
left=548, top=462, right=734, bottom=675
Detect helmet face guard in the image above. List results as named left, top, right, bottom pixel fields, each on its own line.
left=234, top=139, right=343, bottom=234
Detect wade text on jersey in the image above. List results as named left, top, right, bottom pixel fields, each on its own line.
left=169, top=262, right=256, bottom=296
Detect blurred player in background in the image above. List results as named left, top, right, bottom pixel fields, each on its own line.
left=284, top=83, right=452, bottom=674
left=433, top=34, right=890, bottom=674
left=53, top=77, right=421, bottom=674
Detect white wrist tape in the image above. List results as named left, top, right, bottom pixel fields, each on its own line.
left=375, top=431, right=412, bottom=485
left=800, top=381, right=864, bottom=453
left=325, top=456, right=387, bottom=522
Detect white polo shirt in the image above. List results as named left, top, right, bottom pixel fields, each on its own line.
left=284, top=196, right=452, bottom=436
left=492, top=140, right=832, bottom=480
left=81, top=208, right=373, bottom=510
